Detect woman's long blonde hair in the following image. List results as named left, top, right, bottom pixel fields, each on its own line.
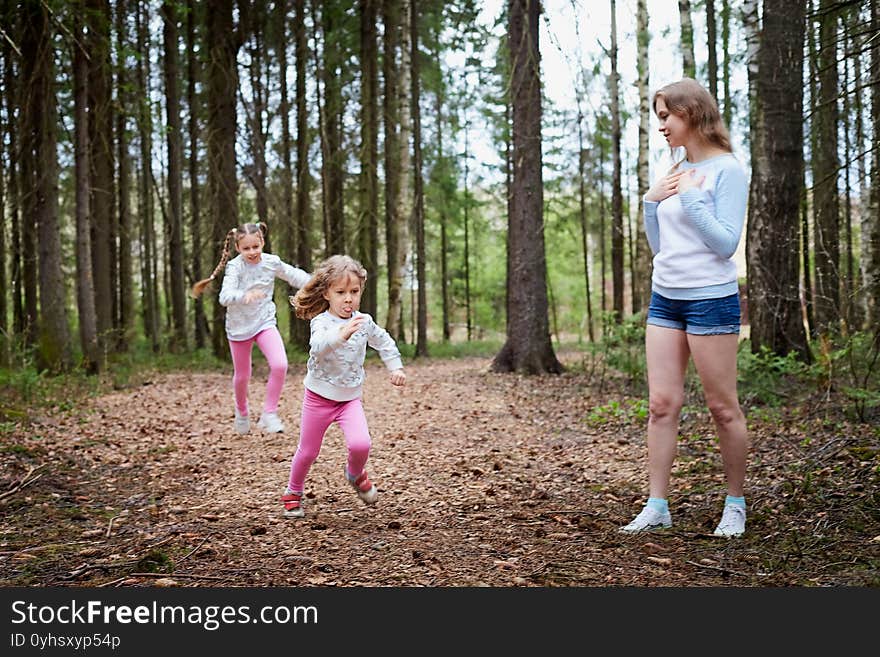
left=653, top=78, right=732, bottom=153
left=290, top=255, right=367, bottom=320
left=190, top=222, right=267, bottom=298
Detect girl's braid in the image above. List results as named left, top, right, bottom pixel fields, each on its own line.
left=190, top=228, right=237, bottom=298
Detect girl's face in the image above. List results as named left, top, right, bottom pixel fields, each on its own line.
left=236, top=232, right=264, bottom=265
left=323, top=272, right=363, bottom=319
left=655, top=97, right=689, bottom=149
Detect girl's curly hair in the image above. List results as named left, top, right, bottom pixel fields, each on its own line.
left=290, top=254, right=367, bottom=320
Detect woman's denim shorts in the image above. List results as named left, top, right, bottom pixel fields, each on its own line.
left=646, top=291, right=741, bottom=335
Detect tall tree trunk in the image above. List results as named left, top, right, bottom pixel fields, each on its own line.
left=19, top=1, right=40, bottom=351
left=841, top=15, right=854, bottom=330
left=293, top=0, right=312, bottom=351
left=813, top=0, right=841, bottom=335
left=706, top=0, right=718, bottom=100
left=868, top=0, right=880, bottom=328
left=804, top=2, right=819, bottom=336
left=491, top=0, right=562, bottom=375
left=576, top=103, right=594, bottom=343
left=4, top=15, right=23, bottom=346
left=187, top=0, right=207, bottom=349
left=851, top=4, right=868, bottom=328
left=634, top=0, right=651, bottom=315
left=73, top=5, right=100, bottom=373
left=358, top=0, right=379, bottom=319
left=396, top=0, right=413, bottom=341
left=246, top=0, right=270, bottom=229
left=742, top=0, right=759, bottom=216
left=383, top=0, right=403, bottom=338
left=24, top=0, right=71, bottom=370
left=278, top=0, right=298, bottom=345
left=464, top=123, right=472, bottom=341
left=721, top=0, right=732, bottom=128
left=678, top=0, right=696, bottom=79
left=0, top=0, right=13, bottom=362
left=599, top=139, right=606, bottom=316
left=163, top=0, right=187, bottom=351
left=136, top=0, right=159, bottom=352
left=434, top=56, right=451, bottom=342
left=410, top=0, right=427, bottom=357
left=320, top=2, right=345, bottom=254
left=610, top=0, right=624, bottom=322
left=116, top=0, right=134, bottom=351
left=206, top=0, right=240, bottom=357
left=0, top=62, right=4, bottom=363
left=746, top=0, right=809, bottom=361
left=87, top=0, right=116, bottom=353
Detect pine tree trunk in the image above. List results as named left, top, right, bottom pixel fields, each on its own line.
left=464, top=125, right=472, bottom=341
left=610, top=0, right=624, bottom=322
left=868, top=0, right=880, bottom=328
left=187, top=0, right=207, bottom=349
left=358, top=0, right=379, bottom=319
left=410, top=0, right=427, bottom=357
left=599, top=141, right=606, bottom=316
left=4, top=15, right=23, bottom=346
left=26, top=0, right=71, bottom=370
left=706, top=0, right=718, bottom=100
left=851, top=5, right=868, bottom=328
left=116, top=0, right=134, bottom=351
left=634, top=0, right=651, bottom=315
left=0, top=0, right=11, bottom=362
left=841, top=15, right=855, bottom=330
left=721, top=0, right=732, bottom=128
left=206, top=0, right=240, bottom=357
left=74, top=5, right=100, bottom=373
left=87, top=0, right=116, bottom=353
left=246, top=1, right=270, bottom=230
left=278, top=0, right=298, bottom=345
left=383, top=0, right=402, bottom=338
left=163, top=0, right=187, bottom=351
left=575, top=97, right=594, bottom=342
left=20, top=1, right=40, bottom=349
left=813, top=0, right=841, bottom=334
left=678, top=0, right=696, bottom=79
left=293, top=0, right=312, bottom=350
left=136, top=0, right=159, bottom=352
left=396, top=0, right=413, bottom=342
left=746, top=0, right=809, bottom=361
left=434, top=48, right=450, bottom=342
left=491, top=0, right=562, bottom=375
left=320, top=2, right=345, bottom=255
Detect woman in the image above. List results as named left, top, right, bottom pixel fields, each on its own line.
left=620, top=78, right=749, bottom=538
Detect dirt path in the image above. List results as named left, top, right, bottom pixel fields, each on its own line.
left=1, top=354, right=877, bottom=587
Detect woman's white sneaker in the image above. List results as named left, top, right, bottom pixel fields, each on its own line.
left=713, top=504, right=746, bottom=537
left=619, top=506, right=672, bottom=533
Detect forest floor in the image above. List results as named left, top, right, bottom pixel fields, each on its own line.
left=1, top=350, right=878, bottom=588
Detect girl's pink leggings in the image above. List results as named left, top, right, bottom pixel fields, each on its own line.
left=287, top=389, right=371, bottom=493
left=228, top=327, right=288, bottom=416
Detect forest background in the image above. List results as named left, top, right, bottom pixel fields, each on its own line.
left=0, top=0, right=876, bottom=376
left=0, top=0, right=880, bottom=584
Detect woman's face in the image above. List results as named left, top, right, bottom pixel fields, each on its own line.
left=236, top=232, right=264, bottom=265
left=323, top=272, right=362, bottom=320
left=655, top=97, right=689, bottom=149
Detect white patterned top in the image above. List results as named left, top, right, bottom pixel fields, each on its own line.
left=218, top=253, right=310, bottom=341
left=304, top=310, right=403, bottom=401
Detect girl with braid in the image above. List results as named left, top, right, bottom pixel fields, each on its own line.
left=192, top=223, right=310, bottom=435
